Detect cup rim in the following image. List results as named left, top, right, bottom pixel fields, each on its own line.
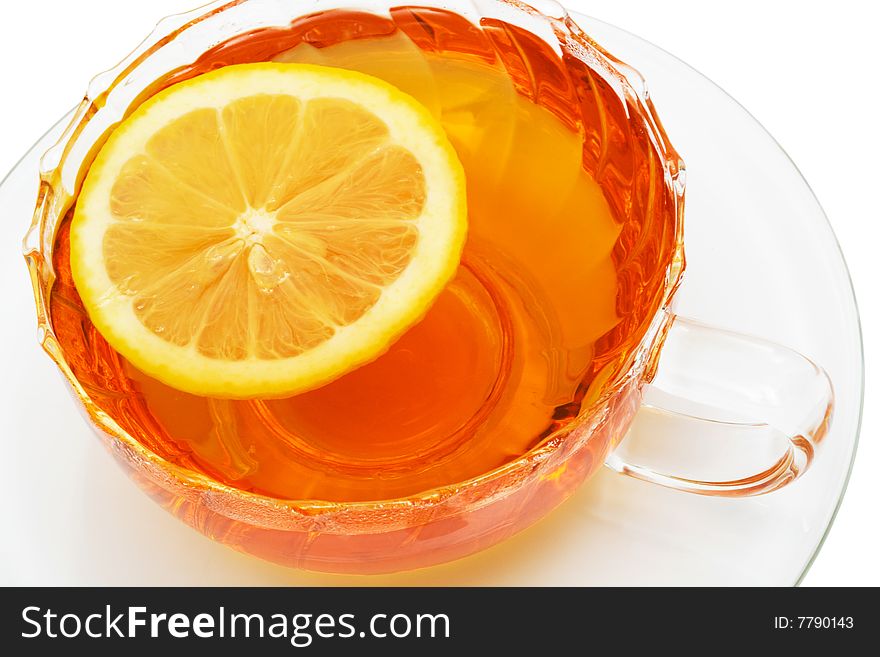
left=23, top=0, right=685, bottom=530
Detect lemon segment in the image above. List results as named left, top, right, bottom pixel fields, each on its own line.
left=70, top=63, right=467, bottom=398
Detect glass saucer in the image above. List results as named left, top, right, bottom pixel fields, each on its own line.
left=0, top=14, right=861, bottom=585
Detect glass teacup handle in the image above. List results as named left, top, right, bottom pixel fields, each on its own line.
left=606, top=312, right=833, bottom=496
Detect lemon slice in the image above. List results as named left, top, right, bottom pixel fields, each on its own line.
left=70, top=63, right=467, bottom=398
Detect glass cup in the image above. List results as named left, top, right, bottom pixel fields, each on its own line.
left=23, top=0, right=833, bottom=574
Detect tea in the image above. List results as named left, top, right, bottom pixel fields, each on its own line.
left=50, top=8, right=674, bottom=503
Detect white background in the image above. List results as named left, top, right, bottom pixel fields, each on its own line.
left=0, top=0, right=875, bottom=586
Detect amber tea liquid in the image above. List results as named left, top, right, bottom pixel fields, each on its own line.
left=51, top=8, right=674, bottom=503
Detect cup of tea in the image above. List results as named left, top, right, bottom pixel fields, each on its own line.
left=24, top=0, right=833, bottom=574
